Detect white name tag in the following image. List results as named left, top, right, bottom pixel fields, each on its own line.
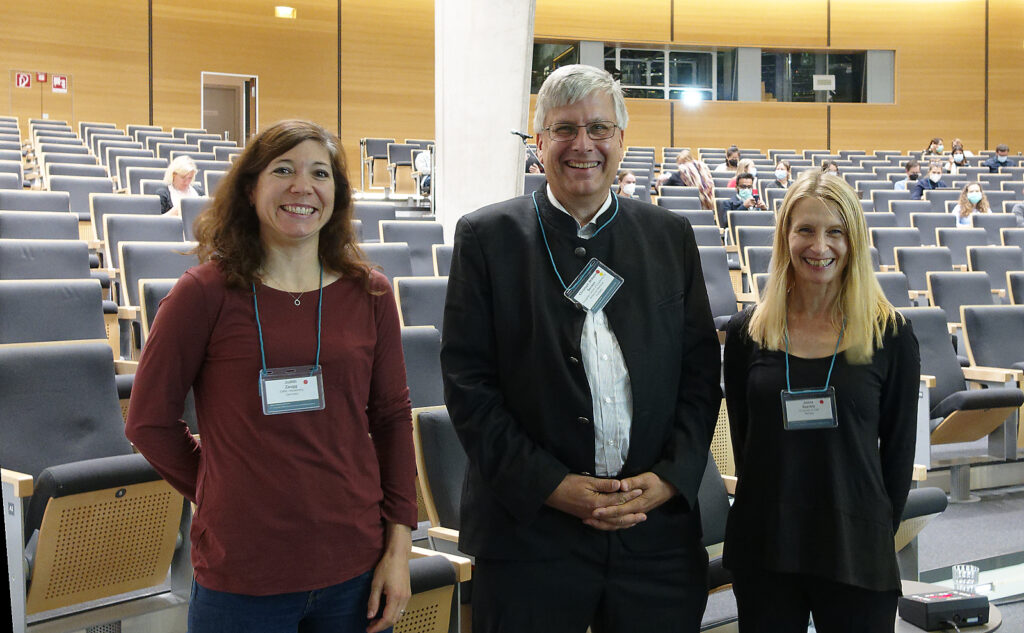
left=564, top=258, right=623, bottom=313
left=259, top=365, right=326, bottom=415
left=780, top=387, right=838, bottom=430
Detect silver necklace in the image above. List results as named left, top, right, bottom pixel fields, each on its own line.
left=263, top=276, right=306, bottom=306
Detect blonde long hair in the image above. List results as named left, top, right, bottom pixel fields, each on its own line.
left=748, top=170, right=897, bottom=364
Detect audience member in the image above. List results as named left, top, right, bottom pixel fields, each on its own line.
left=1011, top=201, right=1024, bottom=227
left=658, top=149, right=715, bottom=210
left=952, top=182, right=990, bottom=227
left=983, top=144, right=1017, bottom=172
left=157, top=155, right=205, bottom=216
left=725, top=172, right=768, bottom=211
left=820, top=160, right=840, bottom=175
left=715, top=145, right=741, bottom=173
left=727, top=159, right=757, bottom=188
left=616, top=169, right=637, bottom=198
left=894, top=159, right=921, bottom=191
left=911, top=162, right=947, bottom=200
left=772, top=160, right=792, bottom=189
left=946, top=140, right=970, bottom=175
left=923, top=137, right=944, bottom=156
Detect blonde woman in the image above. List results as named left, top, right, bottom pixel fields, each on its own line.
left=158, top=155, right=205, bottom=216
left=952, top=182, right=990, bottom=227
left=722, top=170, right=920, bottom=632
left=727, top=158, right=758, bottom=188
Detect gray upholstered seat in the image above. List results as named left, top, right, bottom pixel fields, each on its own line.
left=734, top=225, right=775, bottom=270
left=863, top=212, right=898, bottom=228
left=1007, top=271, right=1024, bottom=305
left=104, top=214, right=185, bottom=270
left=659, top=186, right=700, bottom=197
left=967, top=245, right=1024, bottom=292
left=926, top=271, right=994, bottom=324
left=352, top=201, right=397, bottom=242
left=180, top=196, right=212, bottom=241
left=909, top=212, right=956, bottom=246
left=0, top=238, right=91, bottom=279
left=45, top=162, right=108, bottom=179
left=691, top=225, right=724, bottom=247
left=895, top=246, right=953, bottom=292
left=116, top=156, right=167, bottom=190
left=401, top=325, right=444, bottom=409
left=138, top=278, right=178, bottom=345
left=395, top=276, right=448, bottom=331
left=172, top=127, right=206, bottom=139
left=937, top=227, right=988, bottom=268
left=670, top=209, right=715, bottom=226
left=972, top=213, right=1018, bottom=245
left=0, top=189, right=70, bottom=212
left=875, top=272, right=912, bottom=307
left=380, top=220, right=443, bottom=276
left=658, top=196, right=702, bottom=210
left=0, top=279, right=107, bottom=345
left=118, top=241, right=198, bottom=307
left=961, top=305, right=1024, bottom=370
left=745, top=245, right=773, bottom=277
left=433, top=244, right=453, bottom=276
left=359, top=242, right=413, bottom=282
left=697, top=246, right=738, bottom=329
left=0, top=211, right=79, bottom=239
left=48, top=175, right=115, bottom=221
left=870, top=227, right=921, bottom=267
left=126, top=166, right=168, bottom=195
left=90, top=193, right=162, bottom=241
left=890, top=200, right=932, bottom=227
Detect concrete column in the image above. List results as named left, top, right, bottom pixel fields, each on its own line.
left=579, top=41, right=605, bottom=70
left=736, top=47, right=762, bottom=102
left=866, top=50, right=895, bottom=104
left=434, top=0, right=536, bottom=240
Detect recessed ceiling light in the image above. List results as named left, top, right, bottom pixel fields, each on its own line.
left=275, top=6, right=296, bottom=19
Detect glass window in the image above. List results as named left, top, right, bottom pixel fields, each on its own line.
left=619, top=49, right=665, bottom=88
left=761, top=51, right=866, bottom=103
left=669, top=51, right=712, bottom=89
left=531, top=43, right=579, bottom=94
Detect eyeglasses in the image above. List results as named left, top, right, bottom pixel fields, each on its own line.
left=543, top=121, right=619, bottom=142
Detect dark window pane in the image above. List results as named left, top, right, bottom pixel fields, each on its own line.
left=622, top=88, right=665, bottom=99
left=669, top=51, right=712, bottom=88
left=531, top=43, right=579, bottom=93
left=717, top=49, right=737, bottom=101
left=828, top=53, right=865, bottom=103
left=619, top=49, right=664, bottom=88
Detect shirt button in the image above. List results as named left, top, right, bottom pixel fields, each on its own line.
left=569, top=356, right=580, bottom=365
left=600, top=353, right=609, bottom=361
left=577, top=417, right=590, bottom=425
left=606, top=440, right=616, bottom=447
left=603, top=396, right=613, bottom=404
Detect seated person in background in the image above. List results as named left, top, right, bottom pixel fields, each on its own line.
left=911, top=161, right=948, bottom=200
left=1011, top=201, right=1024, bottom=227
left=983, top=144, right=1017, bottom=172
left=526, top=152, right=544, bottom=174
left=725, top=172, right=768, bottom=211
left=945, top=143, right=969, bottom=175
left=895, top=159, right=921, bottom=191
left=414, top=148, right=432, bottom=195
left=715, top=144, right=741, bottom=173
left=922, top=137, right=944, bottom=156
left=951, top=182, right=990, bottom=227
left=157, top=155, right=205, bottom=216
left=820, top=160, right=840, bottom=175
left=658, top=149, right=715, bottom=210
left=772, top=160, right=792, bottom=189
left=727, top=158, right=757, bottom=188
left=616, top=169, right=637, bottom=198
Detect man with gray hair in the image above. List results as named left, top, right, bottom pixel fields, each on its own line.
left=441, top=64, right=720, bottom=631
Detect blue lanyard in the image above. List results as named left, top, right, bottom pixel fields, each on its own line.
left=251, top=264, right=323, bottom=371
left=532, top=189, right=619, bottom=291
left=783, top=318, right=845, bottom=393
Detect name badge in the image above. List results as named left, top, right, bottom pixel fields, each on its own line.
left=259, top=365, right=326, bottom=415
left=780, top=386, right=838, bottom=430
left=564, top=258, right=623, bottom=313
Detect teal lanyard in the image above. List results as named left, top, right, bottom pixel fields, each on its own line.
left=783, top=318, right=845, bottom=393
left=532, top=189, right=619, bottom=291
left=251, top=264, right=323, bottom=371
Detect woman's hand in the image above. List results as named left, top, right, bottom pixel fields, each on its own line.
left=366, top=522, right=412, bottom=633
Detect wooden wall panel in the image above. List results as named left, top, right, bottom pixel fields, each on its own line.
left=988, top=0, right=1024, bottom=151
left=535, top=0, right=672, bottom=43
left=339, top=0, right=434, bottom=185
left=671, top=102, right=828, bottom=154
left=0, top=0, right=149, bottom=130
left=830, top=0, right=986, bottom=153
left=152, top=0, right=337, bottom=139
left=672, top=0, right=827, bottom=48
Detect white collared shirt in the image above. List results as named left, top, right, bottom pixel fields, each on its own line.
left=547, top=185, right=633, bottom=477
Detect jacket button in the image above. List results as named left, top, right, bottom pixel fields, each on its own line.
left=577, top=417, right=590, bottom=425
left=574, top=247, right=587, bottom=258
left=569, top=356, right=580, bottom=365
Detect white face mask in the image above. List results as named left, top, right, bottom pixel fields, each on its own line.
left=749, top=167, right=758, bottom=177
left=775, top=169, right=787, bottom=181
left=929, top=173, right=942, bottom=183
left=952, top=153, right=964, bottom=162
left=621, top=182, right=636, bottom=196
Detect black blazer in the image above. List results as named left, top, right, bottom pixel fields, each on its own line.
left=157, top=183, right=205, bottom=214
left=440, top=190, right=721, bottom=559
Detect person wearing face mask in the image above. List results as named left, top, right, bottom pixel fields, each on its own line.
left=616, top=169, right=638, bottom=198
left=725, top=173, right=768, bottom=211
left=820, top=161, right=840, bottom=176
left=715, top=145, right=741, bottom=173
left=894, top=159, right=921, bottom=191
left=983, top=144, right=1017, bottom=173
left=772, top=160, right=792, bottom=189
left=923, top=137, right=944, bottom=156
left=727, top=159, right=758, bottom=188
left=911, top=162, right=948, bottom=200
left=944, top=139, right=973, bottom=175
left=951, top=183, right=991, bottom=227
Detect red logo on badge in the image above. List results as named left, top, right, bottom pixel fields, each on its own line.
left=303, top=379, right=308, bottom=384
left=819, top=400, right=824, bottom=404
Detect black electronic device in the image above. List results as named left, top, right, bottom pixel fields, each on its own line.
left=898, top=590, right=989, bottom=631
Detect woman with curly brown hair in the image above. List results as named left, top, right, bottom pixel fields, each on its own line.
left=126, top=119, right=415, bottom=633
left=952, top=182, right=991, bottom=227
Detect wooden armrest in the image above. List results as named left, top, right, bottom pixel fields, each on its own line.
left=427, top=526, right=459, bottom=543
left=722, top=475, right=737, bottom=495
left=717, top=330, right=727, bottom=345
left=920, top=374, right=937, bottom=388
left=103, top=267, right=118, bottom=279
left=947, top=322, right=961, bottom=334
left=992, top=288, right=1007, bottom=298
left=908, top=290, right=929, bottom=300
left=115, top=360, right=138, bottom=374
left=879, top=264, right=897, bottom=272
left=410, top=546, right=473, bottom=582
left=87, top=240, right=102, bottom=251
left=735, top=291, right=755, bottom=303
left=953, top=264, right=967, bottom=272
left=1, top=468, right=34, bottom=498
left=118, top=306, right=139, bottom=320
left=912, top=464, right=927, bottom=481
left=724, top=244, right=738, bottom=253
left=962, top=366, right=1023, bottom=383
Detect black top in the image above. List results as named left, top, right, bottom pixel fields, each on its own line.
left=722, top=310, right=920, bottom=591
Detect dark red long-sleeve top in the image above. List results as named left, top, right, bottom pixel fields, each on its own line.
left=126, top=262, right=417, bottom=595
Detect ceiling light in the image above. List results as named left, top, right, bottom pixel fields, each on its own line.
left=275, top=6, right=296, bottom=19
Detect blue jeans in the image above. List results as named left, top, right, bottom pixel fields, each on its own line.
left=188, top=570, right=391, bottom=633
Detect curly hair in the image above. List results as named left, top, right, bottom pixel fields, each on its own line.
left=192, top=119, right=370, bottom=291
